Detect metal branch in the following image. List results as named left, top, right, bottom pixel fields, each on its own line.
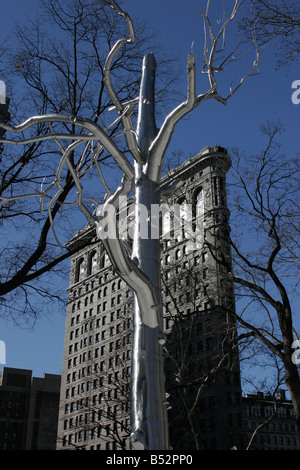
left=96, top=174, right=160, bottom=329
left=199, top=0, right=259, bottom=104
left=0, top=113, right=134, bottom=178
left=146, top=53, right=198, bottom=182
left=0, top=113, right=134, bottom=247
left=101, top=0, right=144, bottom=165
left=146, top=0, right=259, bottom=183
left=91, top=143, right=112, bottom=197
left=51, top=139, right=95, bottom=233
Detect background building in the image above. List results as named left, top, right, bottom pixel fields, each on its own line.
left=0, top=367, right=60, bottom=450
left=56, top=146, right=243, bottom=450
left=242, top=389, right=300, bottom=450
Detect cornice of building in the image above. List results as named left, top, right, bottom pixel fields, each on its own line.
left=65, top=223, right=96, bottom=252
left=161, top=145, right=231, bottom=186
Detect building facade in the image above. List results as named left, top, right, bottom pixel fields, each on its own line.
left=242, top=390, right=300, bottom=450
left=0, top=367, right=60, bottom=450
left=160, top=147, right=242, bottom=450
left=56, top=226, right=133, bottom=450
left=56, top=146, right=243, bottom=450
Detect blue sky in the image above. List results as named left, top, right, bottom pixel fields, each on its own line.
left=0, top=0, right=299, bottom=379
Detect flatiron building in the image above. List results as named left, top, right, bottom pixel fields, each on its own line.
left=56, top=146, right=243, bottom=450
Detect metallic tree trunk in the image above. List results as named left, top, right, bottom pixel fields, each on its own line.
left=130, top=54, right=169, bottom=450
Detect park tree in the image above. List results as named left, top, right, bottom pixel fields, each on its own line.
left=203, top=122, right=300, bottom=437
left=236, top=0, right=300, bottom=439
left=240, top=0, right=300, bottom=67
left=0, top=0, right=259, bottom=450
left=161, top=123, right=300, bottom=445
left=0, top=0, right=177, bottom=323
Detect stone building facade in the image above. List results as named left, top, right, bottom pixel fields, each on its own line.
left=56, top=224, right=133, bottom=450
left=242, top=390, right=300, bottom=450
left=56, top=146, right=243, bottom=450
left=160, top=146, right=242, bottom=450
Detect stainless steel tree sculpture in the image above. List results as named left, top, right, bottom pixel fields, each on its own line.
left=0, top=0, right=258, bottom=450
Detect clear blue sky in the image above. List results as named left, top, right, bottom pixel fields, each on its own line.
left=0, top=0, right=298, bottom=379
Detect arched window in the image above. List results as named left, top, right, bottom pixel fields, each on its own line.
left=75, top=258, right=85, bottom=283
left=176, top=197, right=191, bottom=241
left=192, top=188, right=204, bottom=249
left=99, top=249, right=105, bottom=269
left=194, top=188, right=203, bottom=218
left=91, top=252, right=97, bottom=274
left=104, top=253, right=110, bottom=267
left=87, top=251, right=97, bottom=276
left=161, top=206, right=172, bottom=240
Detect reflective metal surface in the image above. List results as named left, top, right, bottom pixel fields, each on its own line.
left=131, top=54, right=169, bottom=450
left=96, top=53, right=170, bottom=449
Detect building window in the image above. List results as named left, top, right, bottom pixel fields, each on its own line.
left=104, top=253, right=110, bottom=267
left=75, top=258, right=85, bottom=282
left=278, top=407, right=286, bottom=418
left=193, top=187, right=203, bottom=219
left=265, top=407, right=273, bottom=417
left=87, top=251, right=97, bottom=276
left=91, top=253, right=97, bottom=272
left=176, top=197, right=191, bottom=241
